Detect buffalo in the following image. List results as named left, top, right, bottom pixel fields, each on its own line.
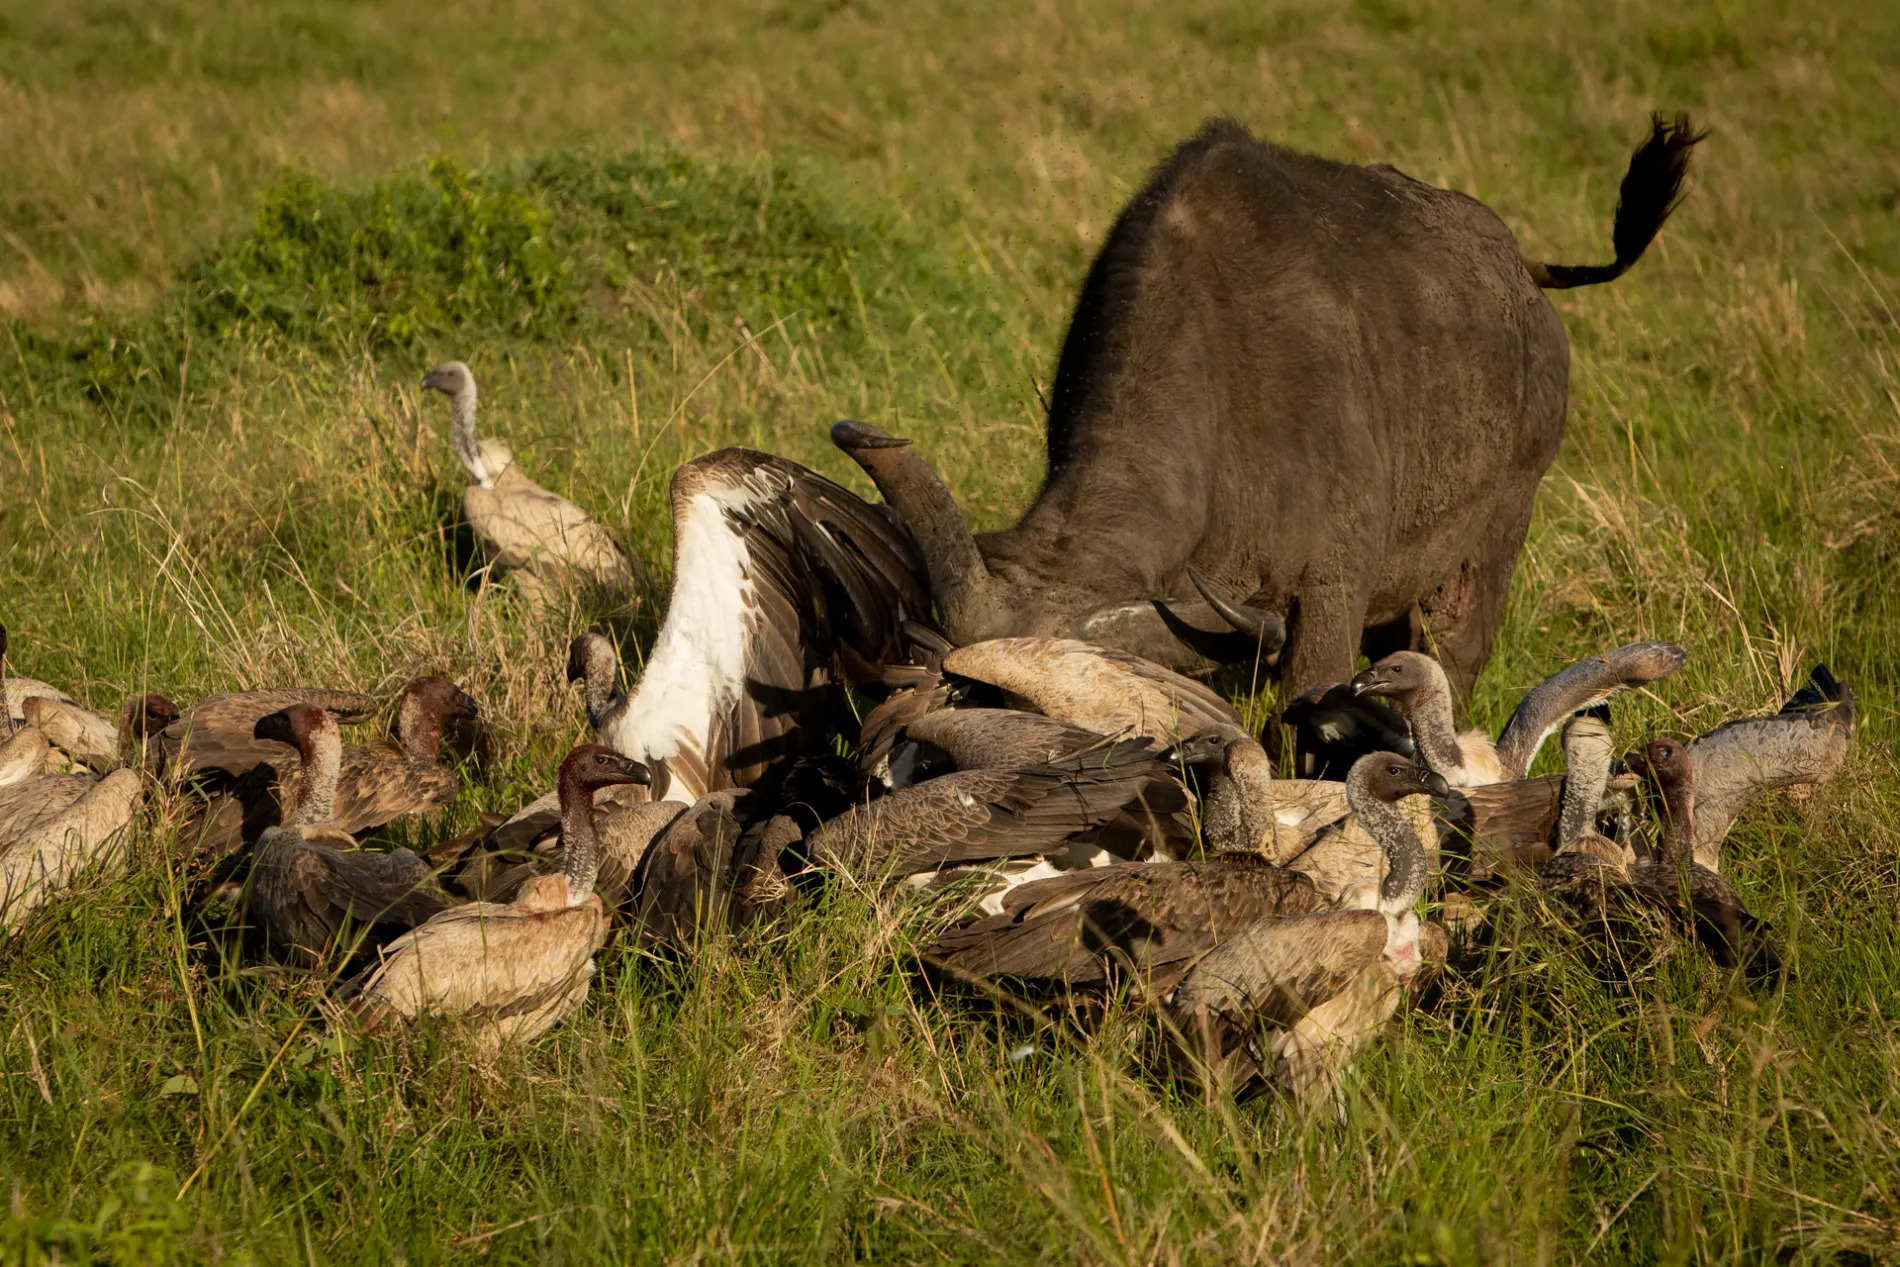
left=834, top=113, right=1704, bottom=701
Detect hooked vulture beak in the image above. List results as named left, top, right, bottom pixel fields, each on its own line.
left=1349, top=669, right=1381, bottom=697
left=1422, top=770, right=1451, bottom=798
left=1166, top=729, right=1233, bottom=768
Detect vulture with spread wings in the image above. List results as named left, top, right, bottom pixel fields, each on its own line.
left=493, top=449, right=928, bottom=838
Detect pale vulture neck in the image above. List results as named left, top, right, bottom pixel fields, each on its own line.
left=1556, top=734, right=1613, bottom=848
left=557, top=773, right=601, bottom=903
left=396, top=691, right=441, bottom=763
left=1657, top=771, right=1696, bottom=868
left=292, top=718, right=343, bottom=827
left=1405, top=671, right=1465, bottom=780
left=448, top=384, right=491, bottom=487
left=1212, top=736, right=1275, bottom=852
left=1348, top=772, right=1428, bottom=916
left=583, top=646, right=620, bottom=729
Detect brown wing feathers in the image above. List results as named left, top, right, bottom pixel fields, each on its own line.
left=808, top=739, right=1181, bottom=877
left=925, top=857, right=1326, bottom=987
left=676, top=450, right=931, bottom=792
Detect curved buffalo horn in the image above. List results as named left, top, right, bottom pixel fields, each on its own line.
left=1186, top=568, right=1286, bottom=650
left=831, top=420, right=1002, bottom=644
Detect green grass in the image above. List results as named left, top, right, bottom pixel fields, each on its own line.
left=4, top=0, right=1900, bottom=1260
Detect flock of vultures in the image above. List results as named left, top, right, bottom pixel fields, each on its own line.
left=0, top=117, right=1858, bottom=1107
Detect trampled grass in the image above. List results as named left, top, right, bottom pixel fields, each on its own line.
left=3, top=0, right=1900, bottom=1261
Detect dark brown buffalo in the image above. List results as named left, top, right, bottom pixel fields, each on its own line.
left=834, top=114, right=1704, bottom=700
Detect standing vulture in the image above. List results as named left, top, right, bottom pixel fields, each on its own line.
left=421, top=361, right=636, bottom=600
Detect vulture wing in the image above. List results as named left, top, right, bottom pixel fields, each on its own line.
left=629, top=794, right=749, bottom=951
left=0, top=728, right=51, bottom=788
left=925, top=857, right=1327, bottom=988
left=4, top=676, right=79, bottom=727
left=0, top=773, right=91, bottom=842
left=807, top=739, right=1180, bottom=879
left=251, top=826, right=450, bottom=961
left=1687, top=664, right=1853, bottom=860
left=939, top=638, right=1242, bottom=744
left=855, top=666, right=957, bottom=777
left=465, top=467, right=634, bottom=586
left=0, top=770, right=141, bottom=933
left=902, top=708, right=1106, bottom=772
left=19, top=698, right=118, bottom=772
left=1494, top=640, right=1688, bottom=778
left=162, top=689, right=377, bottom=779
left=1166, top=909, right=1387, bottom=1047
left=350, top=899, right=607, bottom=1044
left=599, top=449, right=929, bottom=802
left=328, top=750, right=459, bottom=835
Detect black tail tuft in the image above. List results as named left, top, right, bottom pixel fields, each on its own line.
left=1530, top=112, right=1709, bottom=290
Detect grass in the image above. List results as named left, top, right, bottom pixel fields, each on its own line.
left=3, top=0, right=1900, bottom=1260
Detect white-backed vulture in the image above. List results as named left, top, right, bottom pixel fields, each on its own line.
left=420, top=360, right=636, bottom=599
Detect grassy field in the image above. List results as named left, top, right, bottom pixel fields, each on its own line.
left=4, top=0, right=1900, bottom=1260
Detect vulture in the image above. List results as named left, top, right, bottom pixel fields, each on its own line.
left=630, top=792, right=797, bottom=953
left=578, top=447, right=928, bottom=804
left=14, top=693, right=178, bottom=775
left=159, top=687, right=380, bottom=781
left=1533, top=713, right=1639, bottom=911
left=350, top=745, right=649, bottom=1050
left=566, top=632, right=628, bottom=741
left=420, top=360, right=636, bottom=599
left=474, top=447, right=929, bottom=897
left=246, top=705, right=454, bottom=965
left=1624, top=738, right=1781, bottom=977
left=0, top=762, right=143, bottom=935
left=1443, top=704, right=1637, bottom=880
left=910, top=635, right=1245, bottom=747
left=858, top=691, right=1107, bottom=787
left=178, top=677, right=472, bottom=860
left=1681, top=663, right=1853, bottom=870
left=1172, top=725, right=1353, bottom=859
left=1275, top=754, right=1450, bottom=905
left=925, top=754, right=1444, bottom=1002
left=1164, top=754, right=1450, bottom=1105
left=1351, top=641, right=1687, bottom=786
left=451, top=798, right=683, bottom=906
